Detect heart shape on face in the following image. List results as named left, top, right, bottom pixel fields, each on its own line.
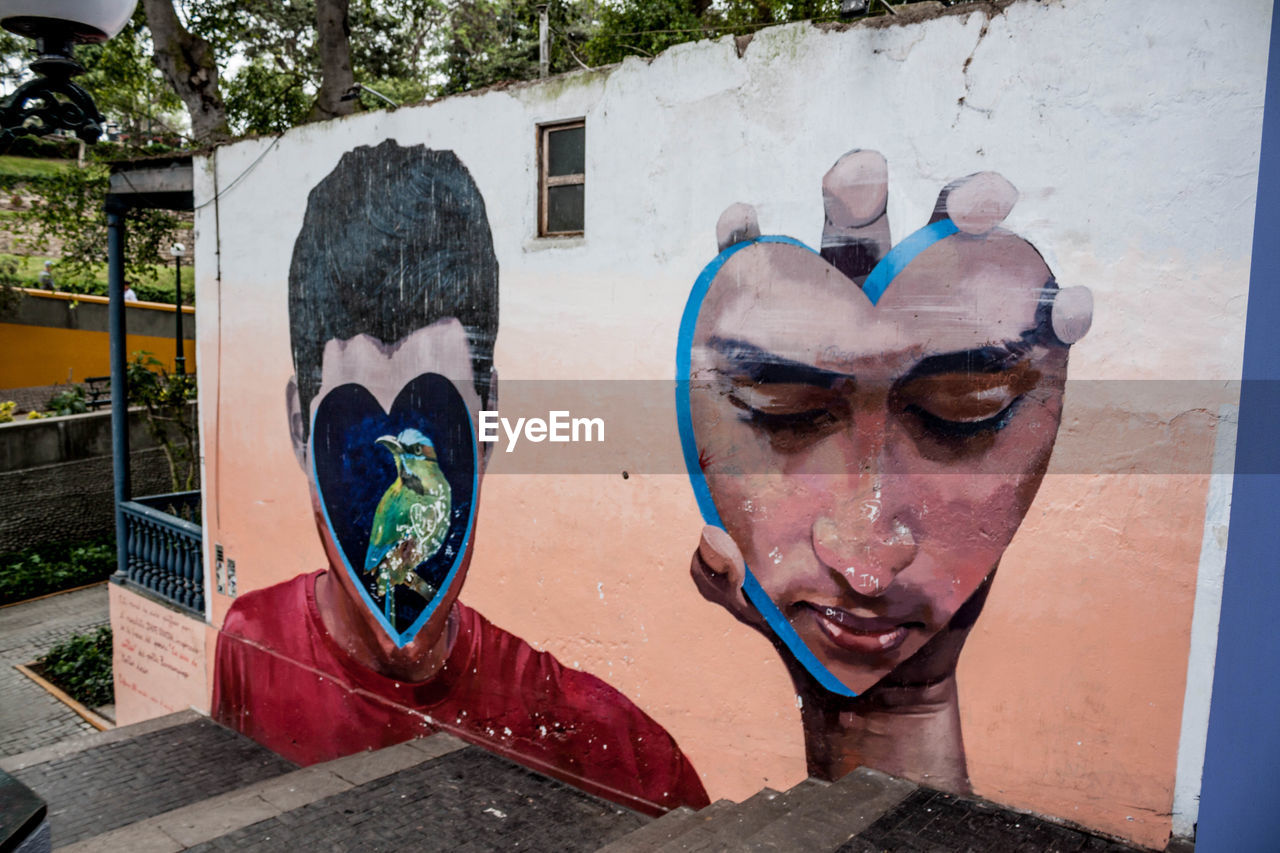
left=312, top=373, right=478, bottom=648
left=676, top=225, right=969, bottom=699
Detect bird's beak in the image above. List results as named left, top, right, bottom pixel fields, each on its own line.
left=375, top=435, right=402, bottom=454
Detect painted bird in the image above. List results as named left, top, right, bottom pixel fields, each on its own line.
left=364, top=428, right=451, bottom=614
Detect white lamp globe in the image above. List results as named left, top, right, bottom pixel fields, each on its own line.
left=0, top=0, right=137, bottom=43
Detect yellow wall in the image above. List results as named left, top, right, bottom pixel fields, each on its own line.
left=0, top=290, right=195, bottom=389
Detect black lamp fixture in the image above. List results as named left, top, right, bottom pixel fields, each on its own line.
left=0, top=0, right=137, bottom=144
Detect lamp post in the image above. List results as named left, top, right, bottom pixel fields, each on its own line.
left=0, top=1, right=137, bottom=142
left=171, top=242, right=185, bottom=376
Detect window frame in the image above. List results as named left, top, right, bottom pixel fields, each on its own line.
left=537, top=118, right=586, bottom=238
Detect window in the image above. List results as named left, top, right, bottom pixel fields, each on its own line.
left=538, top=120, right=585, bottom=236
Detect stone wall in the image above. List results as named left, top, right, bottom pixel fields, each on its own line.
left=0, top=405, right=198, bottom=553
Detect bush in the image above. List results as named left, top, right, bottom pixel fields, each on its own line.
left=46, top=384, right=89, bottom=416
left=40, top=626, right=113, bottom=708
left=0, top=538, right=116, bottom=605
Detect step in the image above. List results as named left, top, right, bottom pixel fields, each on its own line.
left=594, top=805, right=702, bottom=852
left=839, top=786, right=1150, bottom=853
left=739, top=767, right=917, bottom=852
left=3, top=712, right=298, bottom=849
left=59, top=732, right=470, bottom=852
left=664, top=780, right=827, bottom=852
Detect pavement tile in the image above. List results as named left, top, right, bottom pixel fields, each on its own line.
left=0, top=586, right=109, bottom=759
left=324, top=739, right=435, bottom=786
left=58, top=821, right=184, bottom=853
left=839, top=784, right=1148, bottom=853
left=11, top=718, right=296, bottom=846
left=185, top=746, right=646, bottom=853
left=252, top=767, right=354, bottom=812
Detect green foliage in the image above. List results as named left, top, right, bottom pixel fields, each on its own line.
left=439, top=0, right=595, bottom=96
left=0, top=155, right=73, bottom=181
left=0, top=400, right=14, bottom=423
left=12, top=163, right=183, bottom=293
left=580, top=0, right=706, bottom=65
left=75, top=8, right=187, bottom=143
left=40, top=626, right=114, bottom=708
left=0, top=255, right=22, bottom=315
left=0, top=253, right=193, bottom=304
left=716, top=0, right=844, bottom=27
left=0, top=538, right=116, bottom=605
left=224, top=57, right=313, bottom=136
left=46, top=385, right=89, bottom=416
left=186, top=0, right=447, bottom=135
left=128, top=352, right=199, bottom=492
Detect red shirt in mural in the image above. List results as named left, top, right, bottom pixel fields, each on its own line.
left=212, top=571, right=709, bottom=815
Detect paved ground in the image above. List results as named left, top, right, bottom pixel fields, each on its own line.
left=183, top=746, right=647, bottom=853
left=9, top=717, right=297, bottom=847
left=838, top=788, right=1145, bottom=853
left=0, top=584, right=109, bottom=757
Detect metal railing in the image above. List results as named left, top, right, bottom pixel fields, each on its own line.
left=119, top=490, right=203, bottom=614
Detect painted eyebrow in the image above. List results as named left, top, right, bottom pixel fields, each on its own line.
left=708, top=332, right=1038, bottom=389
left=901, top=335, right=1036, bottom=380
left=707, top=337, right=847, bottom=387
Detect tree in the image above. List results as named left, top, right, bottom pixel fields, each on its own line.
left=139, top=0, right=232, bottom=145
left=75, top=9, right=186, bottom=143
left=438, top=0, right=595, bottom=96
left=16, top=163, right=184, bottom=297
left=311, top=0, right=357, bottom=121
left=578, top=0, right=707, bottom=66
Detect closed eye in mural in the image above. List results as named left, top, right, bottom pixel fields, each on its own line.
left=676, top=148, right=1093, bottom=792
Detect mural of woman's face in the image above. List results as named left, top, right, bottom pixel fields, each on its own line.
left=288, top=318, right=485, bottom=648
left=688, top=231, right=1068, bottom=694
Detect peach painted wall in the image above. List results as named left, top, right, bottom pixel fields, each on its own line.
left=184, top=1, right=1268, bottom=846
left=110, top=584, right=208, bottom=726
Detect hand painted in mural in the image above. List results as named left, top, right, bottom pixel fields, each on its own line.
left=213, top=140, right=708, bottom=816
left=677, top=149, right=1092, bottom=792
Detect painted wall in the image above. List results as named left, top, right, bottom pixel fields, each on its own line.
left=181, top=0, right=1269, bottom=845
left=0, top=289, right=195, bottom=391
left=110, top=583, right=208, bottom=726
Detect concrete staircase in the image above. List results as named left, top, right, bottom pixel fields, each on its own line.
left=0, top=711, right=1152, bottom=852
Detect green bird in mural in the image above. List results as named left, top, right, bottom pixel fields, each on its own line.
left=364, top=428, right=451, bottom=612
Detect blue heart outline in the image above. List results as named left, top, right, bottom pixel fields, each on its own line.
left=310, top=374, right=480, bottom=649
left=675, top=221, right=958, bottom=698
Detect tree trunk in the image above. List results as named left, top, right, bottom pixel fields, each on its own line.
left=310, top=0, right=356, bottom=122
left=140, top=0, right=231, bottom=145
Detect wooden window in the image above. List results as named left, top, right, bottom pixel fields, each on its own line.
left=538, top=120, right=585, bottom=236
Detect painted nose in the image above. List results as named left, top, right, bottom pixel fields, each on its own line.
left=812, top=497, right=918, bottom=597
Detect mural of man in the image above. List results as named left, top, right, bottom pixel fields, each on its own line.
left=678, top=149, right=1092, bottom=792
left=213, top=140, right=708, bottom=815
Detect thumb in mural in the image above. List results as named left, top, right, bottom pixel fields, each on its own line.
left=365, top=428, right=451, bottom=612
left=677, top=148, right=1092, bottom=792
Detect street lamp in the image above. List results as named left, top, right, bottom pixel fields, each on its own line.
left=170, top=242, right=185, bottom=376
left=0, top=0, right=138, bottom=143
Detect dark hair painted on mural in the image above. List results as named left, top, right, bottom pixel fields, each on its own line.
left=288, top=139, right=499, bottom=434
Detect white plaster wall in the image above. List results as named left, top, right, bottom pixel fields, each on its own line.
left=193, top=0, right=1271, bottom=844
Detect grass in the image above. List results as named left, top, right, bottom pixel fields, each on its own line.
left=0, top=537, right=116, bottom=605
left=3, top=253, right=195, bottom=304
left=0, top=155, right=73, bottom=180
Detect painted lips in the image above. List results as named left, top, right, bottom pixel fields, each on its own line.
left=800, top=603, right=913, bottom=655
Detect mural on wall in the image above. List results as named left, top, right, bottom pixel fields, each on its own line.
left=677, top=148, right=1093, bottom=791
left=211, top=140, right=709, bottom=815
